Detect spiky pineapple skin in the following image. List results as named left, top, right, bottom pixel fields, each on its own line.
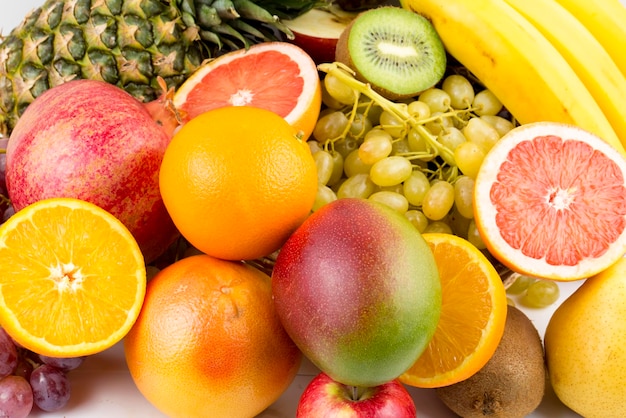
left=0, top=0, right=318, bottom=135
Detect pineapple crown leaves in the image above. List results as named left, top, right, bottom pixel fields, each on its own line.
left=0, top=0, right=321, bottom=136
left=176, top=0, right=324, bottom=50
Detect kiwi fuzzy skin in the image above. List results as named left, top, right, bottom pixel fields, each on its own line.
left=334, top=7, right=444, bottom=100
left=435, top=306, right=546, bottom=418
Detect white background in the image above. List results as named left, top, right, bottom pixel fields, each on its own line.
left=1, top=1, right=624, bottom=417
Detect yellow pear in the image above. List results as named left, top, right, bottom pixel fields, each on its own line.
left=544, top=256, right=626, bottom=417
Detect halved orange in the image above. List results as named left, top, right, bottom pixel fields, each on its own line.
left=399, top=233, right=507, bottom=388
left=173, top=42, right=322, bottom=140
left=474, top=122, right=626, bottom=281
left=0, top=198, right=146, bottom=357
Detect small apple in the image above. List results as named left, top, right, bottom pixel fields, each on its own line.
left=284, top=5, right=358, bottom=64
left=297, top=372, right=417, bottom=417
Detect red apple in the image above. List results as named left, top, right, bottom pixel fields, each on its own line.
left=297, top=372, right=417, bottom=417
left=284, top=5, right=358, bottom=64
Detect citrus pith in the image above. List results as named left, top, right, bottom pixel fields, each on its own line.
left=173, top=42, right=322, bottom=140
left=399, top=233, right=507, bottom=388
left=473, top=122, right=626, bottom=281
left=0, top=198, right=146, bottom=357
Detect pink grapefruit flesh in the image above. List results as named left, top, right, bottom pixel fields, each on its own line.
left=173, top=42, right=321, bottom=140
left=474, top=122, right=626, bottom=281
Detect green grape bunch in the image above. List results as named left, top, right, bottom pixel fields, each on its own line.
left=311, top=62, right=517, bottom=245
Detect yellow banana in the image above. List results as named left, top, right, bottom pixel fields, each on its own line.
left=552, top=0, right=626, bottom=78
left=399, top=0, right=626, bottom=157
left=503, top=0, right=626, bottom=151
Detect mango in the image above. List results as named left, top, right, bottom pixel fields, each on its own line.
left=271, top=198, right=441, bottom=387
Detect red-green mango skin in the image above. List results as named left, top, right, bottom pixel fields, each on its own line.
left=6, top=79, right=179, bottom=263
left=271, top=198, right=442, bottom=387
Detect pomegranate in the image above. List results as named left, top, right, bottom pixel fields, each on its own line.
left=6, top=79, right=180, bottom=263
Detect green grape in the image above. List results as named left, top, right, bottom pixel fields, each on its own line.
left=467, top=219, right=487, bottom=249
left=441, top=74, right=475, bottom=110
left=337, top=173, right=376, bottom=199
left=407, top=128, right=429, bottom=153
left=321, top=80, right=345, bottom=110
left=507, top=275, right=537, bottom=295
left=480, top=115, right=515, bottom=137
left=472, top=89, right=503, bottom=116
left=424, top=221, right=453, bottom=234
left=403, top=170, right=431, bottom=206
left=378, top=183, right=404, bottom=194
left=392, top=138, right=411, bottom=155
left=324, top=73, right=356, bottom=105
left=344, top=149, right=373, bottom=177
left=454, top=175, right=475, bottom=219
left=521, top=280, right=560, bottom=308
left=448, top=206, right=471, bottom=238
left=379, top=109, right=406, bottom=138
left=313, top=184, right=338, bottom=211
left=404, top=209, right=429, bottom=233
left=313, top=150, right=334, bottom=185
left=333, top=137, right=359, bottom=158
left=454, top=141, right=486, bottom=179
left=424, top=112, right=454, bottom=135
left=358, top=130, right=393, bottom=165
left=368, top=191, right=409, bottom=214
left=327, top=151, right=344, bottom=187
left=313, top=111, right=349, bottom=143
left=307, top=140, right=322, bottom=154
left=422, top=180, right=455, bottom=221
left=365, top=103, right=384, bottom=126
left=462, top=117, right=500, bottom=153
left=349, top=113, right=373, bottom=139
left=418, top=88, right=451, bottom=113
left=369, top=156, right=413, bottom=187
left=407, top=100, right=431, bottom=121
left=438, top=127, right=467, bottom=152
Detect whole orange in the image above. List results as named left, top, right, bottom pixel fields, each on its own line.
left=159, top=106, right=318, bottom=261
left=124, top=254, right=302, bottom=418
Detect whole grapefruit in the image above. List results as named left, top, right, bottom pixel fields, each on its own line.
left=124, top=254, right=302, bottom=418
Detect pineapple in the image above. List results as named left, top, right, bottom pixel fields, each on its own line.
left=0, top=0, right=323, bottom=135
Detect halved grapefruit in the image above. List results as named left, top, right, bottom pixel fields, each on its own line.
left=173, top=42, right=322, bottom=140
left=474, top=122, right=626, bottom=281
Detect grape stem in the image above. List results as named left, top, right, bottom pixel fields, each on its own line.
left=317, top=62, right=457, bottom=166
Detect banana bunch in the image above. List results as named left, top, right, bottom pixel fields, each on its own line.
left=400, top=0, right=626, bottom=157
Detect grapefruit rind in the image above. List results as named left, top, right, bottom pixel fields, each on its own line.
left=172, top=42, right=321, bottom=139
left=0, top=198, right=146, bottom=357
left=474, top=122, right=626, bottom=281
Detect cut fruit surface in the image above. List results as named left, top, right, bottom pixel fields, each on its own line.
left=399, top=233, right=507, bottom=388
left=474, top=122, right=626, bottom=281
left=335, top=6, right=446, bottom=99
left=284, top=5, right=358, bottom=64
left=0, top=198, right=146, bottom=357
left=173, top=42, right=322, bottom=140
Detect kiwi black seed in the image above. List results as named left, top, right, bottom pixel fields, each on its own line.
left=335, top=6, right=447, bottom=100
left=435, top=305, right=546, bottom=418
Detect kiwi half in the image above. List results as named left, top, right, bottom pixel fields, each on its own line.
left=335, top=6, right=446, bottom=99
